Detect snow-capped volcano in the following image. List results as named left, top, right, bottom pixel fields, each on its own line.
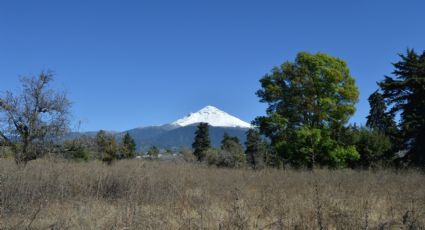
left=172, top=106, right=252, bottom=128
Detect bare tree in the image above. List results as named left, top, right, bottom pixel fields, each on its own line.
left=0, top=71, right=70, bottom=164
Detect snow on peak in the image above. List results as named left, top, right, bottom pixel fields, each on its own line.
left=171, top=105, right=252, bottom=128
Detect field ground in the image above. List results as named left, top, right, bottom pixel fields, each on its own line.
left=0, top=159, right=424, bottom=229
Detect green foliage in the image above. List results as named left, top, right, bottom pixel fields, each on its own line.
left=245, top=129, right=267, bottom=169
left=276, top=126, right=359, bottom=168
left=221, top=133, right=243, bottom=152
left=276, top=127, right=322, bottom=168
left=96, top=130, right=118, bottom=164
left=341, top=126, right=392, bottom=167
left=205, top=148, right=220, bottom=166
left=378, top=49, right=425, bottom=166
left=366, top=91, right=397, bottom=133
left=255, top=52, right=359, bottom=139
left=192, top=123, right=211, bottom=161
left=217, top=133, right=245, bottom=168
left=327, top=145, right=359, bottom=168
left=365, top=90, right=401, bottom=163
left=147, top=146, right=160, bottom=158
left=121, top=132, right=136, bottom=159
left=63, top=140, right=90, bottom=161
left=255, top=52, right=360, bottom=168
left=202, top=134, right=246, bottom=168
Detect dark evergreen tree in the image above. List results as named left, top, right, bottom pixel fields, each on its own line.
left=366, top=90, right=400, bottom=162
left=378, top=49, right=425, bottom=166
left=245, top=129, right=267, bottom=169
left=121, top=132, right=136, bottom=159
left=366, top=90, right=397, bottom=133
left=192, top=123, right=211, bottom=161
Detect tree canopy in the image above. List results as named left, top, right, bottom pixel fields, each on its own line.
left=366, top=91, right=396, bottom=133
left=378, top=49, right=425, bottom=166
left=255, top=52, right=360, bottom=168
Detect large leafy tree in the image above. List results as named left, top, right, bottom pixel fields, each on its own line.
left=378, top=49, right=425, bottom=166
left=192, top=122, right=211, bottom=161
left=0, top=72, right=70, bottom=164
left=255, top=52, right=359, bottom=168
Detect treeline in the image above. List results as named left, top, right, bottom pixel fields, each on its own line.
left=190, top=123, right=268, bottom=169
left=192, top=50, right=425, bottom=169
left=62, top=131, right=137, bottom=163
left=1, top=49, right=424, bottom=169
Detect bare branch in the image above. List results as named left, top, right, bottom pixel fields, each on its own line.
left=0, top=71, right=71, bottom=163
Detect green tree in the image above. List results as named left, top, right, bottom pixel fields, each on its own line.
left=96, top=130, right=118, bottom=164
left=366, top=91, right=400, bottom=162
left=147, top=146, right=159, bottom=158
left=354, top=128, right=391, bottom=167
left=343, top=126, right=392, bottom=168
left=378, top=49, right=425, bottom=166
left=276, top=126, right=359, bottom=168
left=63, top=139, right=89, bottom=161
left=217, top=133, right=245, bottom=168
left=366, top=91, right=397, bottom=133
left=192, top=122, right=211, bottom=161
left=255, top=52, right=360, bottom=168
left=245, top=129, right=267, bottom=169
left=121, top=132, right=136, bottom=159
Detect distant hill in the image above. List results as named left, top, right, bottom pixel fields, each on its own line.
left=66, top=106, right=252, bottom=151
left=124, top=124, right=249, bottom=151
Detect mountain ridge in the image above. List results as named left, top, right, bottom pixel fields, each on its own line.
left=68, top=106, right=252, bottom=151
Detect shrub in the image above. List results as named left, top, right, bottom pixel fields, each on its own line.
left=205, top=148, right=219, bottom=166
left=180, top=148, right=196, bottom=162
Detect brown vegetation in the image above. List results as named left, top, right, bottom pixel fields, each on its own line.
left=0, top=159, right=424, bottom=229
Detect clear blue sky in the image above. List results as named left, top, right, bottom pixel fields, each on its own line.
left=1, top=0, right=424, bottom=131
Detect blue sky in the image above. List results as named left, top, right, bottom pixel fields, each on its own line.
left=1, top=0, right=424, bottom=131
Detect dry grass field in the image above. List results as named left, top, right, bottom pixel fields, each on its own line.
left=0, top=159, right=424, bottom=229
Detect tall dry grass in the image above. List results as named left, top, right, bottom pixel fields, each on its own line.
left=0, top=159, right=424, bottom=229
